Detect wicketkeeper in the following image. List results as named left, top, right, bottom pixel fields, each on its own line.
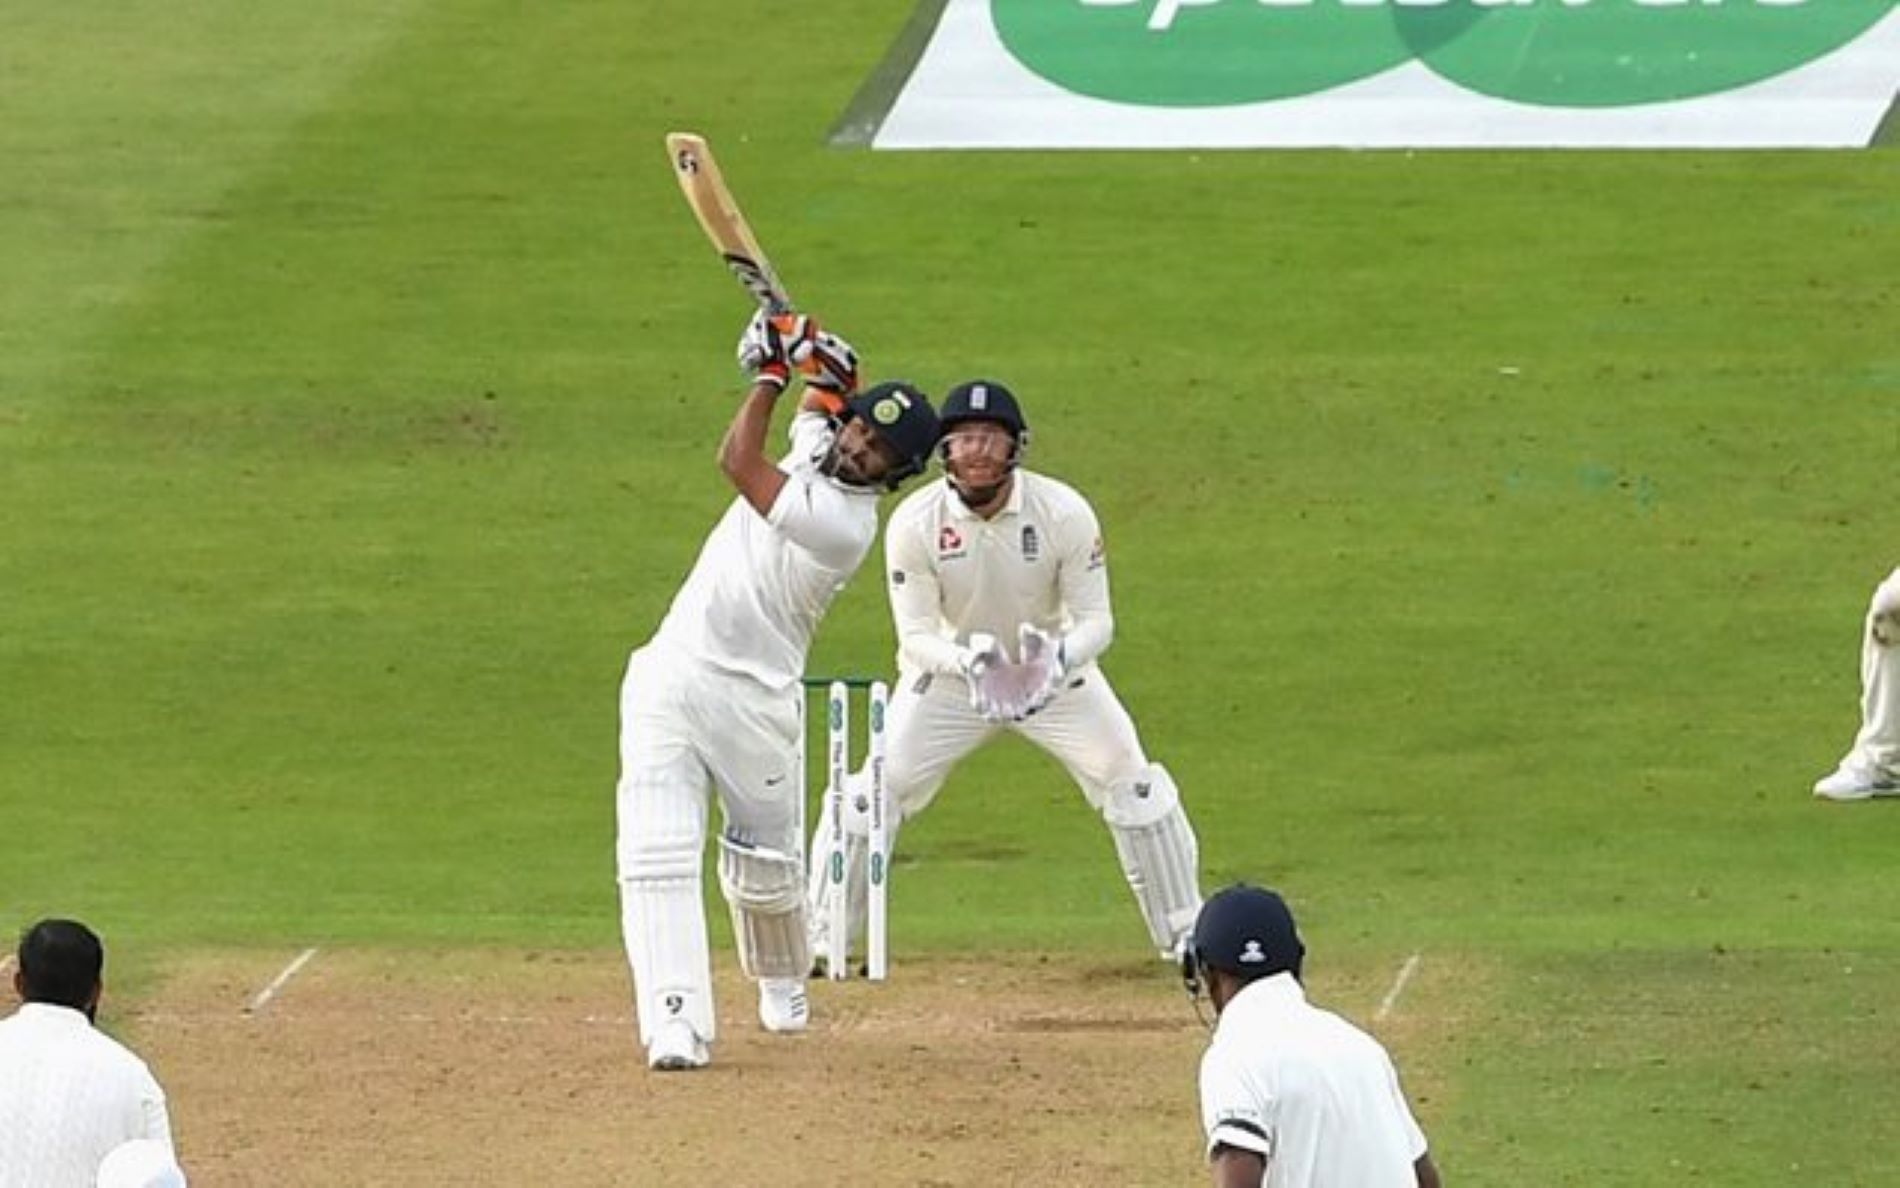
left=809, top=379, right=1203, bottom=968
left=614, top=314, right=938, bottom=1070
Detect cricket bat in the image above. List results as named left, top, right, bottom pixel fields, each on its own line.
left=665, top=132, right=793, bottom=314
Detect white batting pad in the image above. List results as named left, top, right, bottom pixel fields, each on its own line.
left=617, top=784, right=714, bottom=1044
left=1101, top=766, right=1202, bottom=954
left=719, top=833, right=812, bottom=979
left=1100, top=762, right=1183, bottom=830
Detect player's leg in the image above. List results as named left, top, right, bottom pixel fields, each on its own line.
left=700, top=676, right=815, bottom=1029
left=1018, top=670, right=1204, bottom=957
left=1816, top=567, right=1900, bottom=800
left=809, top=673, right=997, bottom=966
left=614, top=648, right=715, bottom=1070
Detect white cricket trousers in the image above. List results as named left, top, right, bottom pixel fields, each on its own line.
left=1839, top=566, right=1900, bottom=773
left=887, top=665, right=1148, bottom=815
left=615, top=643, right=802, bottom=1048
left=808, top=663, right=1176, bottom=949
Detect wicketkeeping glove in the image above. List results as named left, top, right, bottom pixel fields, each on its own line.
left=958, top=633, right=1008, bottom=719
left=1874, top=580, right=1900, bottom=648
left=1015, top=623, right=1067, bottom=717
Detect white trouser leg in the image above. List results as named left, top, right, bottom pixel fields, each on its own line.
left=1849, top=567, right=1900, bottom=772
left=616, top=650, right=714, bottom=1047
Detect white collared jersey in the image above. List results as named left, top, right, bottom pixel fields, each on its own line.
left=1199, top=975, right=1428, bottom=1188
left=0, top=1003, right=175, bottom=1188
left=883, top=470, right=1112, bottom=678
left=652, top=412, right=880, bottom=691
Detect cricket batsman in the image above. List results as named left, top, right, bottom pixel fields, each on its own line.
left=615, top=314, right=939, bottom=1070
left=809, top=379, right=1203, bottom=967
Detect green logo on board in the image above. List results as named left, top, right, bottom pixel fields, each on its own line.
left=991, top=0, right=1896, bottom=108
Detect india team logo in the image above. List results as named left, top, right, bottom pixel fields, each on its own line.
left=992, top=0, right=1897, bottom=108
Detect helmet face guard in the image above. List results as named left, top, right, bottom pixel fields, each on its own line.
left=938, top=380, right=1029, bottom=504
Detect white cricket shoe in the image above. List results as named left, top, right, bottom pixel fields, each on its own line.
left=646, top=1019, right=709, bottom=1071
left=1813, top=762, right=1900, bottom=801
left=758, top=978, right=810, bottom=1033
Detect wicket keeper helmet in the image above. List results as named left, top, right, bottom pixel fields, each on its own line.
left=939, top=379, right=1029, bottom=446
left=938, top=380, right=1029, bottom=506
left=1181, top=884, right=1305, bottom=996
left=847, top=381, right=940, bottom=492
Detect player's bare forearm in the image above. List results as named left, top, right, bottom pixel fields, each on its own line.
left=718, top=380, right=790, bottom=516
left=1415, top=1153, right=1442, bottom=1188
left=1209, top=1147, right=1265, bottom=1188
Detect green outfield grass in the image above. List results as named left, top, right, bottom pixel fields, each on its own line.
left=4, top=1, right=1898, bottom=1182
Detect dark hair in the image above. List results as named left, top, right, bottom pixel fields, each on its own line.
left=17, top=919, right=104, bottom=1010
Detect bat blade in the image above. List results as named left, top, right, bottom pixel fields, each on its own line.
left=665, top=132, right=793, bottom=313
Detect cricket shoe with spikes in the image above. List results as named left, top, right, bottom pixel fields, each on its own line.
left=647, top=1019, right=709, bottom=1072
left=758, top=978, right=810, bottom=1033
left=1813, top=761, right=1900, bottom=801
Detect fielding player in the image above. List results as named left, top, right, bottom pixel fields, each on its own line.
left=615, top=314, right=938, bottom=1070
left=0, top=920, right=182, bottom=1186
left=1184, top=886, right=1441, bottom=1188
left=1814, top=564, right=1900, bottom=800
left=809, top=380, right=1202, bottom=966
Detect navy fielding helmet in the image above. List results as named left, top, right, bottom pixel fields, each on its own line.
left=1182, top=884, right=1306, bottom=996
left=940, top=379, right=1028, bottom=443
left=847, top=381, right=940, bottom=491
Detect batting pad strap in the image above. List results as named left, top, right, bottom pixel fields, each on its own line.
left=1101, top=763, right=1182, bottom=831
left=717, top=833, right=804, bottom=909
left=718, top=833, right=812, bottom=979
left=618, top=834, right=701, bottom=883
left=1109, top=803, right=1203, bottom=953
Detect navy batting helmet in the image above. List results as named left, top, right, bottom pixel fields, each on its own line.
left=1182, top=884, right=1305, bottom=995
left=846, top=381, right=940, bottom=491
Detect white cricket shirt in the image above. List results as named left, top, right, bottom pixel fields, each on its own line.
left=883, top=470, right=1113, bottom=677
left=652, top=412, right=881, bottom=691
left=0, top=1003, right=175, bottom=1188
left=1199, top=974, right=1428, bottom=1188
